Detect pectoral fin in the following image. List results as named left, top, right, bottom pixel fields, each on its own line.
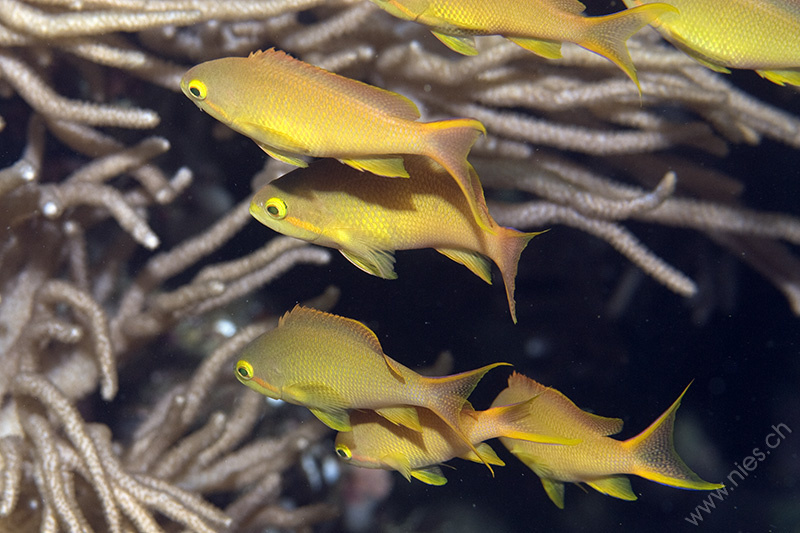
left=381, top=453, right=413, bottom=481
left=308, top=407, right=351, bottom=431
left=507, top=37, right=562, bottom=59
left=459, top=443, right=505, bottom=466
left=240, top=120, right=309, bottom=166
left=431, top=31, right=478, bottom=56
left=284, top=382, right=351, bottom=430
left=254, top=141, right=309, bottom=167
left=585, top=475, right=637, bottom=501
left=436, top=248, right=492, bottom=285
left=384, top=452, right=448, bottom=485
left=341, top=157, right=409, bottom=178
left=375, top=406, right=421, bottom=432
left=340, top=247, right=397, bottom=280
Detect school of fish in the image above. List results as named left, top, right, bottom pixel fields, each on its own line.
left=175, top=0, right=782, bottom=511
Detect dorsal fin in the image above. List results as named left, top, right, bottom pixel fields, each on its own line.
left=549, top=0, right=586, bottom=14
left=248, top=48, right=421, bottom=120
left=507, top=372, right=624, bottom=436
left=279, top=305, right=385, bottom=356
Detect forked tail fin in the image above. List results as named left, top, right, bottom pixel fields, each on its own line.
left=422, top=362, right=511, bottom=473
left=623, top=382, right=724, bottom=491
left=491, top=226, right=546, bottom=323
left=424, top=118, right=493, bottom=231
left=582, top=3, right=678, bottom=93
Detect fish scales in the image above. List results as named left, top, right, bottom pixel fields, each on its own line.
left=334, top=403, right=576, bottom=485
left=250, top=157, right=541, bottom=322
left=368, top=0, right=677, bottom=91
left=180, top=48, right=492, bottom=229
left=235, top=306, right=509, bottom=470
left=491, top=372, right=723, bottom=508
left=623, top=0, right=800, bottom=84
left=208, top=51, right=423, bottom=155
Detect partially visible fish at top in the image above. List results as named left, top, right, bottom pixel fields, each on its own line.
left=622, top=0, right=800, bottom=86
left=491, top=372, right=724, bottom=508
left=234, top=305, right=509, bottom=471
left=367, top=0, right=677, bottom=92
left=334, top=402, right=579, bottom=486
left=179, top=48, right=492, bottom=230
left=250, top=157, right=543, bottom=323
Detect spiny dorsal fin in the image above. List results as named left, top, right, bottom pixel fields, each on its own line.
left=248, top=48, right=422, bottom=120
left=549, top=0, right=586, bottom=14
left=279, top=305, right=386, bottom=357
left=507, top=372, right=624, bottom=436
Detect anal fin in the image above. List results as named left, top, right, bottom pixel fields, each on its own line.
left=507, top=37, right=562, bottom=59
left=437, top=248, right=492, bottom=284
left=585, top=475, right=637, bottom=501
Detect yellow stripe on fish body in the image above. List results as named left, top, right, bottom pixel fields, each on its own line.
left=334, top=402, right=579, bottom=485
left=180, top=48, right=491, bottom=229
left=368, top=0, right=677, bottom=92
left=622, top=0, right=800, bottom=85
left=250, top=157, right=542, bottom=323
left=234, top=305, right=509, bottom=470
left=491, top=372, right=723, bottom=508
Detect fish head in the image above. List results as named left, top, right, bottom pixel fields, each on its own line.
left=234, top=358, right=282, bottom=399
left=233, top=328, right=291, bottom=399
left=369, top=0, right=427, bottom=21
left=334, top=430, right=383, bottom=470
left=250, top=176, right=329, bottom=243
left=180, top=58, right=248, bottom=127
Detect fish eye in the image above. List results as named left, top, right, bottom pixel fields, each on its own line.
left=187, top=79, right=207, bottom=100
left=265, top=197, right=287, bottom=220
left=235, top=360, right=254, bottom=381
left=335, top=444, right=352, bottom=460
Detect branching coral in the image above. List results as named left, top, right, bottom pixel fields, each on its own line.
left=0, top=0, right=798, bottom=532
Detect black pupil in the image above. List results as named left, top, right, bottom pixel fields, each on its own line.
left=238, top=367, right=248, bottom=378
left=190, top=87, right=200, bottom=97
left=336, top=449, right=347, bottom=458
left=267, top=205, right=279, bottom=216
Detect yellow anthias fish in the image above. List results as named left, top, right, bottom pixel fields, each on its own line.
left=622, top=0, right=800, bottom=86
left=334, top=402, right=579, bottom=486
left=368, top=0, right=677, bottom=91
left=180, top=48, right=492, bottom=230
left=235, top=305, right=509, bottom=469
left=491, top=372, right=723, bottom=508
left=250, top=157, right=542, bottom=323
